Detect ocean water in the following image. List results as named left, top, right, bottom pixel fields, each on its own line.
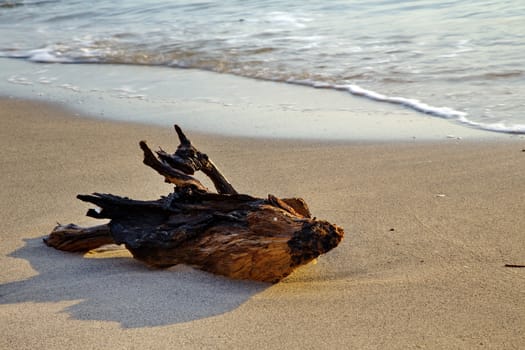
left=0, top=0, right=524, bottom=135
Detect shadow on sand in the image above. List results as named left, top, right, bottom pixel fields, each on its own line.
left=0, top=237, right=269, bottom=328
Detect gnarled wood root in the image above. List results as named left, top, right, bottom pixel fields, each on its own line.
left=45, top=125, right=344, bottom=283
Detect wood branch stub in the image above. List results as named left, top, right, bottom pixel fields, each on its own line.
left=156, top=125, right=238, bottom=195
left=140, top=140, right=208, bottom=191
left=44, top=223, right=114, bottom=252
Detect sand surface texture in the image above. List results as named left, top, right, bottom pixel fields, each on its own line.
left=1, top=98, right=524, bottom=349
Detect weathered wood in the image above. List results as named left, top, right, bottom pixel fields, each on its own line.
left=156, top=125, right=238, bottom=195
left=44, top=223, right=113, bottom=252
left=45, top=125, right=344, bottom=282
left=140, top=140, right=208, bottom=191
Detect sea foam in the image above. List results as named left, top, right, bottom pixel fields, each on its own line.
left=287, top=78, right=525, bottom=134
left=27, top=49, right=74, bottom=63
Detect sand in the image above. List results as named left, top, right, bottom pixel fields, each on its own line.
left=1, top=97, right=524, bottom=349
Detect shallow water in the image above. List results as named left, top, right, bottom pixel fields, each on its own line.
left=1, top=0, right=524, bottom=135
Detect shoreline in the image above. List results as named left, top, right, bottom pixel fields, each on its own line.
left=1, top=58, right=520, bottom=142
left=1, top=97, right=525, bottom=348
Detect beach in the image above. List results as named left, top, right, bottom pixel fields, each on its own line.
left=1, top=97, right=524, bottom=349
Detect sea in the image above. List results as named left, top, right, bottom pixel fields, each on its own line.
left=0, top=0, right=524, bottom=137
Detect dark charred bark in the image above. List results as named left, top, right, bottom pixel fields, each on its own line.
left=45, top=125, right=344, bottom=282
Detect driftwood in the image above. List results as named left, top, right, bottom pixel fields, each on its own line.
left=44, top=125, right=344, bottom=283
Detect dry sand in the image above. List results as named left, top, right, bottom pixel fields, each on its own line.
left=1, top=97, right=524, bottom=349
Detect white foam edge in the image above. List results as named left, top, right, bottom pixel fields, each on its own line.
left=28, top=49, right=75, bottom=63
left=457, top=116, right=525, bottom=134
left=1, top=48, right=75, bottom=63
left=287, top=78, right=525, bottom=135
